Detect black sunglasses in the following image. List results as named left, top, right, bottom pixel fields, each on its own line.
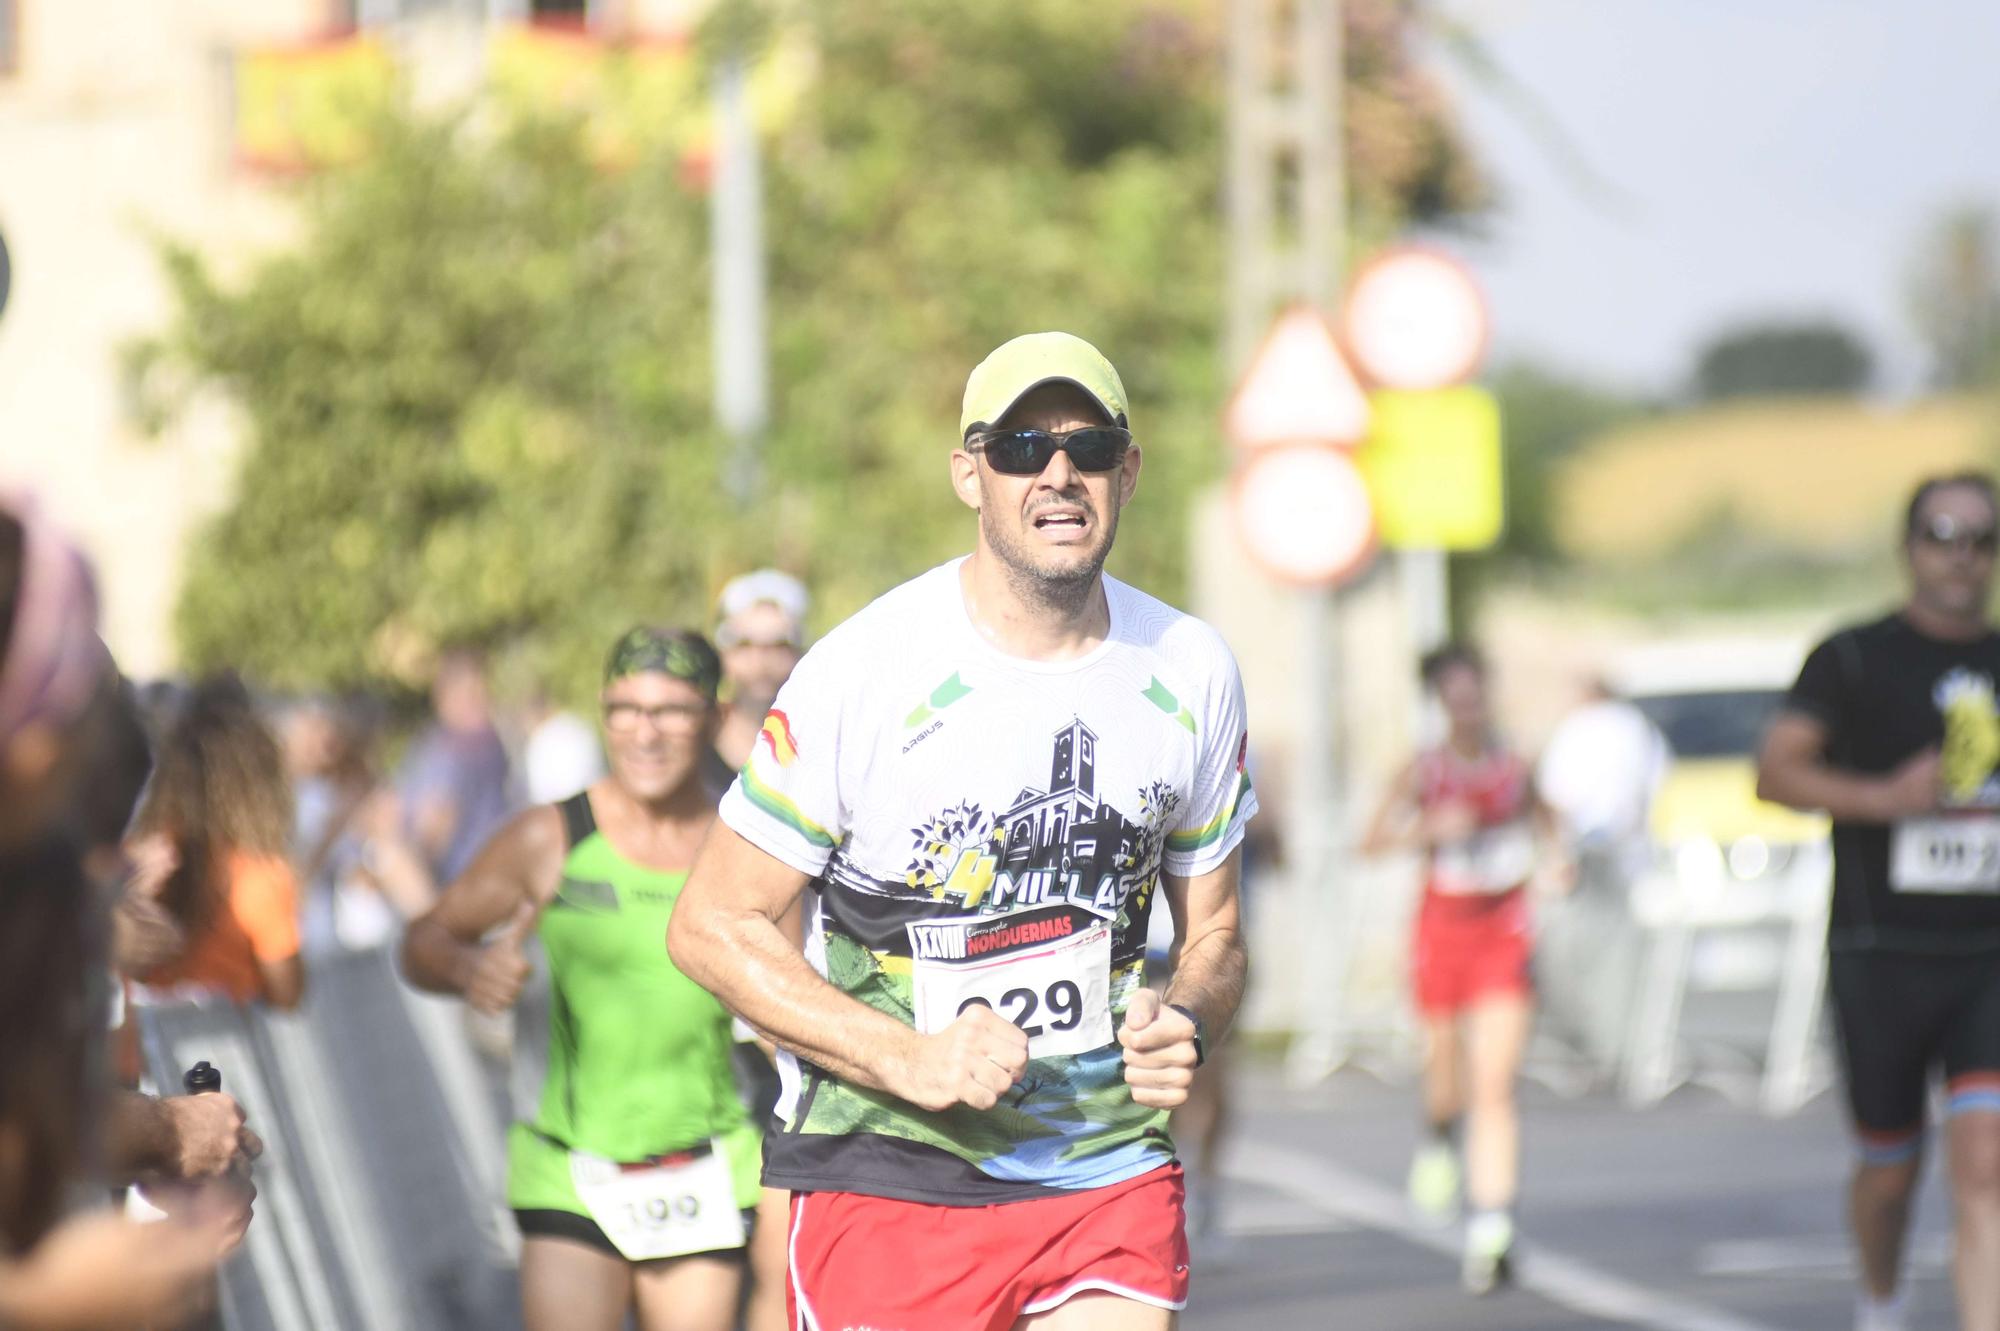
left=1915, top=515, right=1999, bottom=555
left=967, top=426, right=1132, bottom=476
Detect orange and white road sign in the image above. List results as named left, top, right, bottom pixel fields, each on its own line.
left=1341, top=247, right=1489, bottom=392
left=1231, top=445, right=1377, bottom=587
left=1223, top=305, right=1372, bottom=452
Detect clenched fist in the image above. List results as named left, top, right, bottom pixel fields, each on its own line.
left=895, top=1005, right=1031, bottom=1112
left=465, top=901, right=538, bottom=1015
left=1119, top=988, right=1199, bottom=1110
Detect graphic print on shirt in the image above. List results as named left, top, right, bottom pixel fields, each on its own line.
left=1937, top=668, right=2000, bottom=805
left=800, top=719, right=1191, bottom=1185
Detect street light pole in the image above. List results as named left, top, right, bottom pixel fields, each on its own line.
left=711, top=46, right=768, bottom=504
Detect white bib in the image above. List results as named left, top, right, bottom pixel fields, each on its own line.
left=568, top=1143, right=744, bottom=1262
left=1890, top=814, right=2000, bottom=895
left=909, top=911, right=1114, bottom=1059
left=1434, top=822, right=1537, bottom=896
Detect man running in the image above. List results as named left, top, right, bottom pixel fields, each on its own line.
left=1758, top=472, right=2000, bottom=1331
left=670, top=331, right=1256, bottom=1331
left=402, top=629, right=760, bottom=1331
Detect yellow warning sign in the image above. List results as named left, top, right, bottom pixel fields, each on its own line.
left=1357, top=387, right=1504, bottom=551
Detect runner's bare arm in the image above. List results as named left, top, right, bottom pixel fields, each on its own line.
left=1756, top=710, right=1939, bottom=822
left=1159, top=850, right=1247, bottom=1041
left=670, top=822, right=1029, bottom=1112
left=399, top=805, right=564, bottom=1011
left=1120, top=851, right=1246, bottom=1110
left=1359, top=760, right=1421, bottom=855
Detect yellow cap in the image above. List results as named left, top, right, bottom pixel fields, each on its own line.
left=959, top=332, right=1129, bottom=439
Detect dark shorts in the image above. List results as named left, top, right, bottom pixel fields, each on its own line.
left=1828, top=949, right=2000, bottom=1161
left=513, top=1207, right=756, bottom=1263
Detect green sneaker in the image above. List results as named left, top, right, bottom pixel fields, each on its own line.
left=1462, top=1212, right=1516, bottom=1295
left=1406, top=1142, right=1461, bottom=1222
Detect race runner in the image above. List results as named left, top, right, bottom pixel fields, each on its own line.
left=1362, top=642, right=1566, bottom=1294
left=402, top=628, right=760, bottom=1331
left=670, top=331, right=1257, bottom=1331
left=1758, top=472, right=2000, bottom=1331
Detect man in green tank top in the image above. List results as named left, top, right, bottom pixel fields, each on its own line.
left=403, top=627, right=760, bottom=1331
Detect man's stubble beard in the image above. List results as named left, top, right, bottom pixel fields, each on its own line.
left=978, top=482, right=1122, bottom=617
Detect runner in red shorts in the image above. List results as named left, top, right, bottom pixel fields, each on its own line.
left=1363, top=643, right=1567, bottom=1294
left=670, top=333, right=1257, bottom=1330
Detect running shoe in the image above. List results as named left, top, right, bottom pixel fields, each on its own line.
left=1462, top=1212, right=1515, bottom=1295
left=1406, top=1142, right=1461, bottom=1222
left=1854, top=1293, right=1909, bottom=1331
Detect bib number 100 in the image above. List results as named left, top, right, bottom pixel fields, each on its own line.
left=958, top=979, right=1085, bottom=1039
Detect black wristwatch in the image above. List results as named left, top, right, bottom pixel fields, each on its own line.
left=1167, top=1003, right=1207, bottom=1068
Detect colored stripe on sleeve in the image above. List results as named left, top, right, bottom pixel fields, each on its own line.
left=739, top=764, right=837, bottom=849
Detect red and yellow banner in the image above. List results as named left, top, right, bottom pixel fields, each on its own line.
left=234, top=34, right=397, bottom=174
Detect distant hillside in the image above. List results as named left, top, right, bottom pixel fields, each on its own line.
left=1554, top=396, right=1996, bottom=562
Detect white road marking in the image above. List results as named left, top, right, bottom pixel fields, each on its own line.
left=1697, top=1234, right=1948, bottom=1281
left=1225, top=1139, right=1788, bottom=1331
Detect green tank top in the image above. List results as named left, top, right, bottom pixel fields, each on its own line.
left=529, top=793, right=747, bottom=1162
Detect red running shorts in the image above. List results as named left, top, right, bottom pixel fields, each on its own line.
left=786, top=1162, right=1188, bottom=1330
left=1412, top=886, right=1533, bottom=1019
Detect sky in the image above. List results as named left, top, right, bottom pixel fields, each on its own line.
left=1422, top=0, right=1997, bottom=398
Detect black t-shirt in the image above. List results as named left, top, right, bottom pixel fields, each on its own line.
left=1786, top=613, right=2000, bottom=952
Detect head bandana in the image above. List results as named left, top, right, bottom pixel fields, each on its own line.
left=0, top=494, right=110, bottom=746
left=603, top=626, right=722, bottom=700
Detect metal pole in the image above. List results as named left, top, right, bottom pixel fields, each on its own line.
left=1402, top=547, right=1450, bottom=653
left=711, top=48, right=768, bottom=503
left=1223, top=0, right=1352, bottom=1081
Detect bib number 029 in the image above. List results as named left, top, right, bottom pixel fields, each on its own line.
left=910, top=916, right=1114, bottom=1058
left=957, top=979, right=1086, bottom=1039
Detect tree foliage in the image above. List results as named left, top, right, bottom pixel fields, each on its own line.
left=1908, top=205, right=2000, bottom=391
left=141, top=0, right=1482, bottom=700
left=1690, top=319, right=1874, bottom=401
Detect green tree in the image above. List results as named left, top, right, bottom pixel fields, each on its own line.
left=1690, top=320, right=1874, bottom=401
left=1908, top=205, right=2000, bottom=390
left=140, top=0, right=1482, bottom=698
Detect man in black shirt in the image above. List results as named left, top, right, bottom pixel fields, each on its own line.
left=1759, top=472, right=2000, bottom=1331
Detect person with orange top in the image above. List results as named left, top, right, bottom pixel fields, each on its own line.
left=127, top=675, right=304, bottom=1010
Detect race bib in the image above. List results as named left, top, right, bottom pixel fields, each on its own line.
left=1890, top=814, right=2000, bottom=894
left=1434, top=822, right=1537, bottom=895
left=568, top=1143, right=744, bottom=1262
left=907, top=906, right=1114, bottom=1059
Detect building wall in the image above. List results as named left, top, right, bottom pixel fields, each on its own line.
left=0, top=1, right=329, bottom=675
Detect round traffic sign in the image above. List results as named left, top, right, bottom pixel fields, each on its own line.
left=1230, top=445, right=1377, bottom=587
left=1341, top=247, right=1488, bottom=391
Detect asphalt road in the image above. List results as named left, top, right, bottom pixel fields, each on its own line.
left=1182, top=1060, right=1958, bottom=1330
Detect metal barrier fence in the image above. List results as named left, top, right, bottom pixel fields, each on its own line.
left=1272, top=842, right=1836, bottom=1115
left=136, top=946, right=524, bottom=1331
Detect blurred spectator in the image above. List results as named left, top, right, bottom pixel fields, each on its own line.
left=128, top=676, right=304, bottom=1010
left=285, top=695, right=434, bottom=958
left=1535, top=676, right=1670, bottom=1076
left=708, top=570, right=809, bottom=1331
left=0, top=500, right=248, bottom=1328
left=711, top=570, right=808, bottom=774
left=0, top=496, right=112, bottom=849
left=519, top=685, right=604, bottom=806
left=398, top=648, right=513, bottom=884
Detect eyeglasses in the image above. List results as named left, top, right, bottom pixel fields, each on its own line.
left=603, top=700, right=709, bottom=734
left=1915, top=515, right=1999, bottom=556
left=966, top=426, right=1132, bottom=476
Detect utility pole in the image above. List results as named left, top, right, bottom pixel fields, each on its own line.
left=1226, top=0, right=1353, bottom=1081
left=711, top=44, right=768, bottom=503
